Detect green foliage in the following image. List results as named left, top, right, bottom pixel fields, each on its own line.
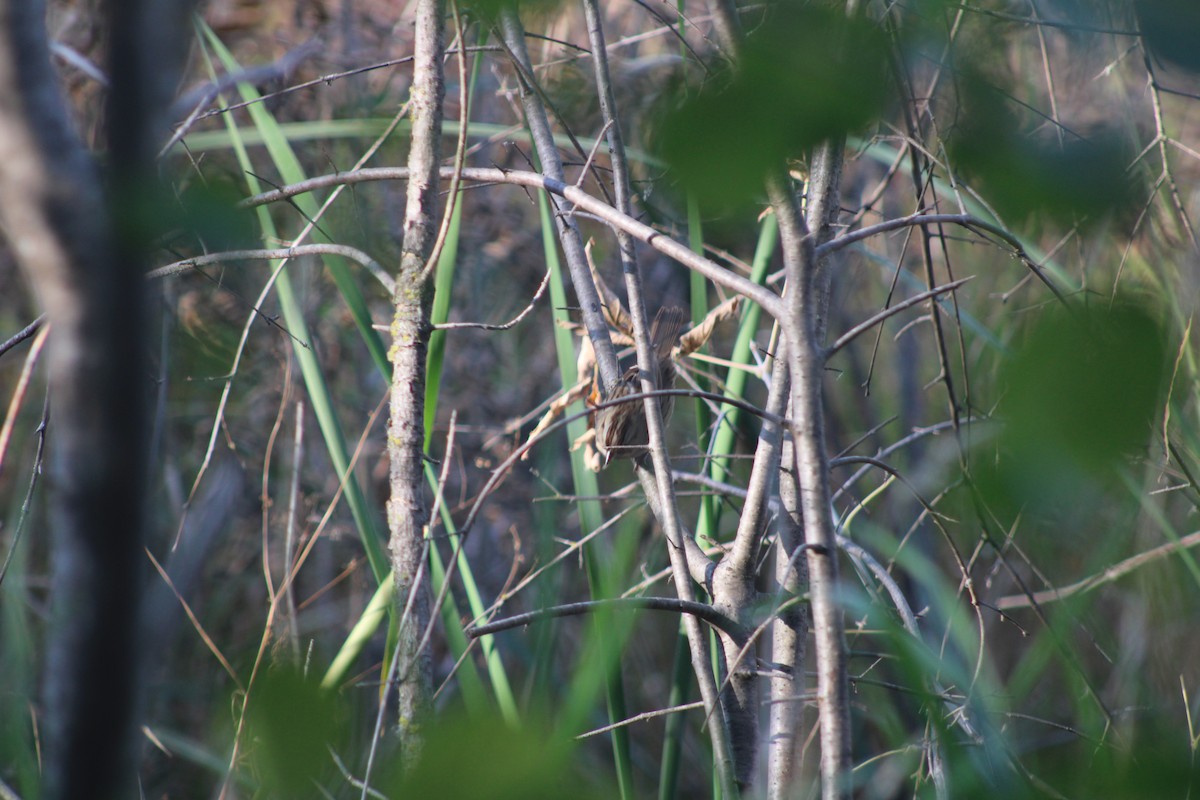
left=1025, top=722, right=1199, bottom=798
left=0, top=574, right=37, bottom=799
left=173, top=178, right=257, bottom=253
left=383, top=713, right=614, bottom=799
left=9, top=2, right=1200, bottom=799
left=655, top=4, right=887, bottom=209
left=199, top=22, right=393, bottom=585
left=950, top=75, right=1136, bottom=227
left=978, top=302, right=1168, bottom=513
left=463, top=0, right=565, bottom=26
left=246, top=669, right=349, bottom=795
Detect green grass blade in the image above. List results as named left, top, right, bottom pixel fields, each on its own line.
left=423, top=196, right=462, bottom=448
left=708, top=214, right=778, bottom=489
left=533, top=189, right=636, bottom=798
left=417, top=34, right=519, bottom=722
left=657, top=623, right=692, bottom=800
left=426, top=461, right=521, bottom=726
left=688, top=193, right=720, bottom=543
left=321, top=577, right=393, bottom=689
left=173, top=119, right=663, bottom=170
left=198, top=21, right=389, bottom=583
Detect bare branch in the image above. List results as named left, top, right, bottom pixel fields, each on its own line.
left=497, top=7, right=622, bottom=389
left=0, top=315, right=46, bottom=360
left=465, top=596, right=747, bottom=640
left=150, top=245, right=394, bottom=293
left=0, top=0, right=189, bottom=794
left=242, top=167, right=785, bottom=317
left=996, top=529, right=1200, bottom=611
left=433, top=268, right=550, bottom=330
left=825, top=277, right=974, bottom=357
left=576, top=701, right=707, bottom=740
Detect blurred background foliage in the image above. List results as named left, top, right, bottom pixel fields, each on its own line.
left=2, top=0, right=1200, bottom=797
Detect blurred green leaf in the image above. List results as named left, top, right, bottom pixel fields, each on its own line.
left=173, top=178, right=257, bottom=253
left=950, top=76, right=1136, bottom=227
left=383, top=713, right=613, bottom=799
left=1032, top=722, right=1199, bottom=798
left=247, top=669, right=347, bottom=795
left=978, top=302, right=1167, bottom=512
left=463, top=0, right=564, bottom=26
left=655, top=5, right=887, bottom=209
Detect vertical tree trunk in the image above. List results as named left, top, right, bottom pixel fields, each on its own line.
left=0, top=0, right=187, bottom=797
left=768, top=438, right=810, bottom=800
left=773, top=178, right=852, bottom=797
left=387, top=0, right=444, bottom=767
left=704, top=0, right=853, bottom=790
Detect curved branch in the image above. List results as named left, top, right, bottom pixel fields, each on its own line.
left=825, top=277, right=974, bottom=357
left=241, top=166, right=785, bottom=319
left=150, top=245, right=394, bottom=293
left=433, top=267, right=550, bottom=330
left=830, top=456, right=977, bottom=608
left=814, top=211, right=1067, bottom=306
left=465, top=596, right=748, bottom=640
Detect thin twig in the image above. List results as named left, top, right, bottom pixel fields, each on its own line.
left=0, top=315, right=45, bottom=361
left=151, top=245, right=394, bottom=293
left=0, top=324, right=49, bottom=481
left=459, top=387, right=789, bottom=537
left=0, top=394, right=49, bottom=588
left=825, top=277, right=974, bottom=356
left=433, top=268, right=551, bottom=330
left=162, top=40, right=323, bottom=155
left=997, top=529, right=1200, bottom=611
left=419, top=0, right=472, bottom=284
left=576, top=701, right=706, bottom=740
